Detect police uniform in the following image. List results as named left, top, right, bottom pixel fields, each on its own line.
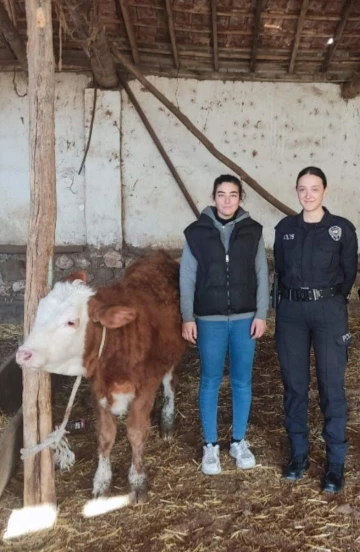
left=274, top=207, right=358, bottom=465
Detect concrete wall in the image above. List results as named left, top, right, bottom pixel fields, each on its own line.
left=0, top=72, right=359, bottom=249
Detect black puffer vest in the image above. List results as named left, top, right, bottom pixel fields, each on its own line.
left=184, top=214, right=262, bottom=316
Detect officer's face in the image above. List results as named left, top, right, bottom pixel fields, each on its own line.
left=296, top=175, right=327, bottom=213
left=214, top=182, right=241, bottom=219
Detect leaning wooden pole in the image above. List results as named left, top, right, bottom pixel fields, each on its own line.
left=23, top=0, right=56, bottom=506
left=112, top=49, right=296, bottom=217
left=119, top=75, right=200, bottom=218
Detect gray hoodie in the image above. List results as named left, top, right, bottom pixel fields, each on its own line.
left=180, top=206, right=269, bottom=322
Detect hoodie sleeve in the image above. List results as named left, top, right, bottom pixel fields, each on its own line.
left=255, top=236, right=269, bottom=320
left=179, top=240, right=198, bottom=323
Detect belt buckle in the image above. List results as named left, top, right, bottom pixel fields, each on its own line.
left=300, top=287, right=309, bottom=301
left=313, top=289, right=321, bottom=300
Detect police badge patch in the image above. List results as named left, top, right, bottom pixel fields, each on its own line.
left=329, top=226, right=342, bottom=241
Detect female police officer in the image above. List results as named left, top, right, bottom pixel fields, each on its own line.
left=274, top=166, right=358, bottom=493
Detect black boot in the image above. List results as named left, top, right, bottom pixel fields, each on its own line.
left=283, top=455, right=309, bottom=480
left=322, top=463, right=345, bottom=493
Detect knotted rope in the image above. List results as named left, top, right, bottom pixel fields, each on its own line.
left=20, top=326, right=106, bottom=470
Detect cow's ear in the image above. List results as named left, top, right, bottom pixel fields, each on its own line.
left=64, top=271, right=88, bottom=284
left=89, top=300, right=137, bottom=328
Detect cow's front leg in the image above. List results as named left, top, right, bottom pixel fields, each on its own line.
left=160, top=367, right=177, bottom=440
left=93, top=402, right=117, bottom=497
left=126, top=386, right=157, bottom=504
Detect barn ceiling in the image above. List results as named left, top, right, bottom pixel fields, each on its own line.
left=1, top=0, right=360, bottom=85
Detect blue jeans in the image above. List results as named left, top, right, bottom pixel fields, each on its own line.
left=197, top=318, right=256, bottom=444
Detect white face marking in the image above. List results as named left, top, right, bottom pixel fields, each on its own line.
left=162, top=368, right=175, bottom=423
left=93, top=455, right=112, bottom=497
left=16, top=280, right=95, bottom=376
left=110, top=393, right=134, bottom=417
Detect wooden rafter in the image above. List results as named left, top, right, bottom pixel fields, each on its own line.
left=289, top=0, right=310, bottom=73
left=322, top=0, right=354, bottom=73
left=0, top=0, right=27, bottom=73
left=211, top=0, right=218, bottom=72
left=165, top=0, right=179, bottom=70
left=250, top=0, right=263, bottom=73
left=60, top=0, right=118, bottom=88
left=117, top=0, right=139, bottom=65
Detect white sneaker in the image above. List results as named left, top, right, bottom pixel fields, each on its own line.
left=230, top=439, right=256, bottom=469
left=201, top=443, right=221, bottom=475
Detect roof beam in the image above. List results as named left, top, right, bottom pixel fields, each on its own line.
left=341, top=72, right=360, bottom=98
left=165, top=0, right=179, bottom=70
left=0, top=0, right=27, bottom=73
left=60, top=0, right=118, bottom=88
left=211, top=0, right=219, bottom=71
left=322, top=0, right=354, bottom=72
left=117, top=0, right=139, bottom=64
left=250, top=0, right=263, bottom=73
left=288, top=0, right=310, bottom=73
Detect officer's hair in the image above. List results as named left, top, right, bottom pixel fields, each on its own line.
left=212, top=174, right=245, bottom=200
left=296, top=167, right=327, bottom=189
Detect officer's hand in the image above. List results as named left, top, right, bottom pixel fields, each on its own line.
left=251, top=318, right=266, bottom=339
left=182, top=321, right=197, bottom=344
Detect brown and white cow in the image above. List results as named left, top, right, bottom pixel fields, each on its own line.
left=16, top=251, right=186, bottom=502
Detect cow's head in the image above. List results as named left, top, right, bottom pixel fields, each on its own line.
left=16, top=272, right=137, bottom=376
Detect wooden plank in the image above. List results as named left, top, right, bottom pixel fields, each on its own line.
left=211, top=0, right=218, bottom=72
left=24, top=0, right=56, bottom=507
left=117, top=0, right=140, bottom=65
left=250, top=0, right=264, bottom=73
left=165, top=0, right=179, bottom=70
left=322, top=0, right=354, bottom=72
left=289, top=0, right=310, bottom=73
left=0, top=245, right=86, bottom=254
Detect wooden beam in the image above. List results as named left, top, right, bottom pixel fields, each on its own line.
left=288, top=0, right=310, bottom=73
left=61, top=0, right=118, bottom=88
left=165, top=0, right=179, bottom=70
left=112, top=47, right=295, bottom=216
left=250, top=0, right=263, bottom=73
left=117, top=0, right=139, bottom=65
left=211, top=0, right=218, bottom=72
left=341, top=72, right=360, bottom=98
left=24, top=0, right=56, bottom=507
left=322, top=0, right=354, bottom=72
left=0, top=0, right=27, bottom=73
left=120, top=75, right=199, bottom=218
left=3, top=0, right=16, bottom=25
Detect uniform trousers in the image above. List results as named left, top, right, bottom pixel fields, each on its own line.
left=275, top=294, right=350, bottom=464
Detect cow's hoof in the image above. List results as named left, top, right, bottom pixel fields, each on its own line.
left=129, top=487, right=148, bottom=504
left=160, top=424, right=174, bottom=441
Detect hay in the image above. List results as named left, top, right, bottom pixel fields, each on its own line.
left=0, top=306, right=360, bottom=551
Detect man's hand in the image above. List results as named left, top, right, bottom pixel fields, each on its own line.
left=251, top=318, right=266, bottom=339
left=182, top=321, right=197, bottom=344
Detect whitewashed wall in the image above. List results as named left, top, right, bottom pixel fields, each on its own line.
left=0, top=72, right=359, bottom=249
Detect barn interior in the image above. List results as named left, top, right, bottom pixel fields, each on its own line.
left=0, top=1, right=360, bottom=551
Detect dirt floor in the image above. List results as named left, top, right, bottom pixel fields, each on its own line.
left=1, top=305, right=360, bottom=551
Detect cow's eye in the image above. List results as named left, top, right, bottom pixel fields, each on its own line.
left=66, top=319, right=79, bottom=328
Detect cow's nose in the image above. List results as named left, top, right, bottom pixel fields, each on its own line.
left=16, top=347, right=34, bottom=367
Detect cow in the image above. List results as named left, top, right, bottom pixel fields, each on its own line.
left=16, top=251, right=187, bottom=503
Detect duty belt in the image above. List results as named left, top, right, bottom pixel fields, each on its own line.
left=281, top=285, right=342, bottom=302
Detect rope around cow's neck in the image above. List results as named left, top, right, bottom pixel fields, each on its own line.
left=20, top=326, right=107, bottom=470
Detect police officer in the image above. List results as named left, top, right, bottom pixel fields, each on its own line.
left=274, top=166, right=358, bottom=493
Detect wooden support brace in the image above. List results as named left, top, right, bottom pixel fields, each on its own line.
left=119, top=75, right=199, bottom=218
left=113, top=48, right=295, bottom=216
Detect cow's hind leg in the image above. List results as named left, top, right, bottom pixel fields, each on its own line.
left=160, top=367, right=177, bottom=440
left=93, top=404, right=117, bottom=497
left=127, top=385, right=157, bottom=504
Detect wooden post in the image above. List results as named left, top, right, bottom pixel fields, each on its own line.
left=23, top=0, right=56, bottom=506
